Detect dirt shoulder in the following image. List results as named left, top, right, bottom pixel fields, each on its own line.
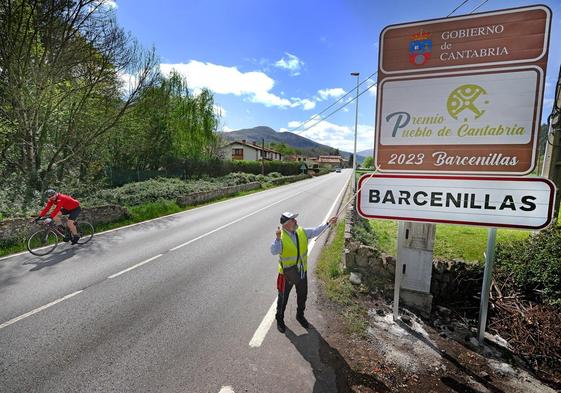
left=313, top=220, right=557, bottom=393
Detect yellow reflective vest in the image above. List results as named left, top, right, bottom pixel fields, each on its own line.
left=278, top=227, right=308, bottom=274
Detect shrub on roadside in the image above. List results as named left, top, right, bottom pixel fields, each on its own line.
left=495, top=225, right=561, bottom=305
left=351, top=213, right=378, bottom=247
left=82, top=177, right=218, bottom=206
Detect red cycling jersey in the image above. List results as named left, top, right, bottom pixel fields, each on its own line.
left=39, top=194, right=80, bottom=219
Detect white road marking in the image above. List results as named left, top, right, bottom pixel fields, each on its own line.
left=248, top=174, right=351, bottom=348
left=169, top=183, right=319, bottom=252
left=0, top=290, right=83, bottom=330
left=219, top=386, right=235, bottom=393
left=107, top=254, right=163, bottom=279
left=0, top=175, right=322, bottom=263
left=0, top=250, right=28, bottom=262
left=0, top=176, right=335, bottom=335
left=249, top=300, right=277, bottom=348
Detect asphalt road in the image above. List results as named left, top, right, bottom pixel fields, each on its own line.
left=0, top=170, right=351, bottom=393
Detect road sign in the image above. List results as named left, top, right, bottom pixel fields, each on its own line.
left=356, top=173, right=556, bottom=229
left=375, top=5, right=551, bottom=174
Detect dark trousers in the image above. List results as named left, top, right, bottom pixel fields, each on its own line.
left=276, top=266, right=308, bottom=321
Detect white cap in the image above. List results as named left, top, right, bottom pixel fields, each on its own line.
left=280, top=212, right=298, bottom=224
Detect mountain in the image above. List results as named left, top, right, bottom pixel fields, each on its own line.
left=356, top=148, right=373, bottom=157
left=220, top=126, right=366, bottom=162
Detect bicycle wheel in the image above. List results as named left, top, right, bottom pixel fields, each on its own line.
left=27, top=229, right=59, bottom=256
left=76, top=221, right=94, bottom=244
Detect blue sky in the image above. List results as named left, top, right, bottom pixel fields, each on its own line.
left=111, top=0, right=561, bottom=153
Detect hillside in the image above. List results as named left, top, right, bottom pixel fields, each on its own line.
left=220, top=126, right=365, bottom=162
left=356, top=148, right=373, bottom=157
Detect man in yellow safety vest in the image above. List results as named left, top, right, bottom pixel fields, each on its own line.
left=271, top=212, right=337, bottom=333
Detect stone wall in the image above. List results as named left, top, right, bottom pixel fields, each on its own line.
left=342, top=205, right=396, bottom=289
left=79, top=205, right=131, bottom=226
left=343, top=204, right=482, bottom=313
left=267, top=174, right=311, bottom=186
left=0, top=204, right=129, bottom=245
left=176, top=181, right=261, bottom=207
left=431, top=258, right=483, bottom=306
left=0, top=175, right=312, bottom=247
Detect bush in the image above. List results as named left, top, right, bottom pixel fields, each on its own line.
left=0, top=173, right=42, bottom=218
left=218, top=172, right=258, bottom=186
left=0, top=170, right=310, bottom=219
left=495, top=225, right=561, bottom=305
left=82, top=177, right=218, bottom=206
left=106, top=159, right=302, bottom=186
left=351, top=213, right=378, bottom=246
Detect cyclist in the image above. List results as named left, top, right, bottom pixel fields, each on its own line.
left=36, top=189, right=81, bottom=244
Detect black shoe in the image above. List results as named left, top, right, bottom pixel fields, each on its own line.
left=62, top=235, right=71, bottom=242
left=276, top=319, right=286, bottom=333
left=71, top=235, right=80, bottom=245
left=296, top=314, right=310, bottom=329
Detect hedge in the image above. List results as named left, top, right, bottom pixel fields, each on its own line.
left=106, top=159, right=304, bottom=186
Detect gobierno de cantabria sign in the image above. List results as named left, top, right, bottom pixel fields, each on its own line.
left=375, top=5, right=551, bottom=175
left=357, top=174, right=556, bottom=229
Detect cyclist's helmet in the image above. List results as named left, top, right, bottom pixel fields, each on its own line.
left=45, top=189, right=57, bottom=198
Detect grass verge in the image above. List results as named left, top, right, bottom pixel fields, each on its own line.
left=357, top=168, right=560, bottom=263
left=316, top=220, right=368, bottom=336
left=0, top=187, right=269, bottom=258
left=369, top=219, right=538, bottom=263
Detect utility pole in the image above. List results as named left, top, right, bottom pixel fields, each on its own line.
left=351, top=72, right=360, bottom=192
left=261, top=138, right=265, bottom=175
left=541, top=66, right=561, bottom=220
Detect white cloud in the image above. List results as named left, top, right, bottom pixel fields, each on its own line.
left=93, top=0, right=117, bottom=9
left=290, top=120, right=374, bottom=152
left=317, top=88, right=346, bottom=101
left=214, top=104, right=226, bottom=117
left=161, top=61, right=292, bottom=108
left=221, top=126, right=234, bottom=132
left=274, top=53, right=304, bottom=76
left=290, top=98, right=316, bottom=110
left=368, top=84, right=377, bottom=97
left=118, top=71, right=140, bottom=95
left=161, top=60, right=318, bottom=110
left=287, top=121, right=302, bottom=128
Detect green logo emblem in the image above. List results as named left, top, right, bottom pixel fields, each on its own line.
left=447, top=84, right=488, bottom=120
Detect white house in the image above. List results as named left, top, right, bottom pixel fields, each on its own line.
left=219, top=140, right=282, bottom=161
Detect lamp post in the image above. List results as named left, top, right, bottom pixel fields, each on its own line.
left=351, top=72, right=360, bottom=192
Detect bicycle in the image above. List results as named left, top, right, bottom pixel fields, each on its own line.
left=27, top=216, right=95, bottom=256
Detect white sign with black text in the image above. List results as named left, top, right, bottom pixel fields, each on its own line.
left=357, top=174, right=556, bottom=229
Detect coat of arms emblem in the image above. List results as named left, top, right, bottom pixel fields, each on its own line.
left=409, top=31, right=432, bottom=65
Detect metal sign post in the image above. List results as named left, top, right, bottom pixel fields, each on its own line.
left=370, top=5, right=552, bottom=328
left=393, top=221, right=405, bottom=320
left=478, top=227, right=497, bottom=343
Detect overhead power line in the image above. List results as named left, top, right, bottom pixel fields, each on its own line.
left=470, top=0, right=490, bottom=13
left=286, top=0, right=490, bottom=135
left=287, top=71, right=377, bottom=133
left=447, top=0, right=472, bottom=17
left=297, top=81, right=377, bottom=133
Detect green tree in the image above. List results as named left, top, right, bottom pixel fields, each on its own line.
left=104, top=70, right=221, bottom=171
left=0, top=0, right=158, bottom=194
left=269, top=142, right=297, bottom=157
left=362, top=156, right=373, bottom=168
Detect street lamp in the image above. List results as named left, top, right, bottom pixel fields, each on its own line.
left=351, top=72, right=360, bottom=192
